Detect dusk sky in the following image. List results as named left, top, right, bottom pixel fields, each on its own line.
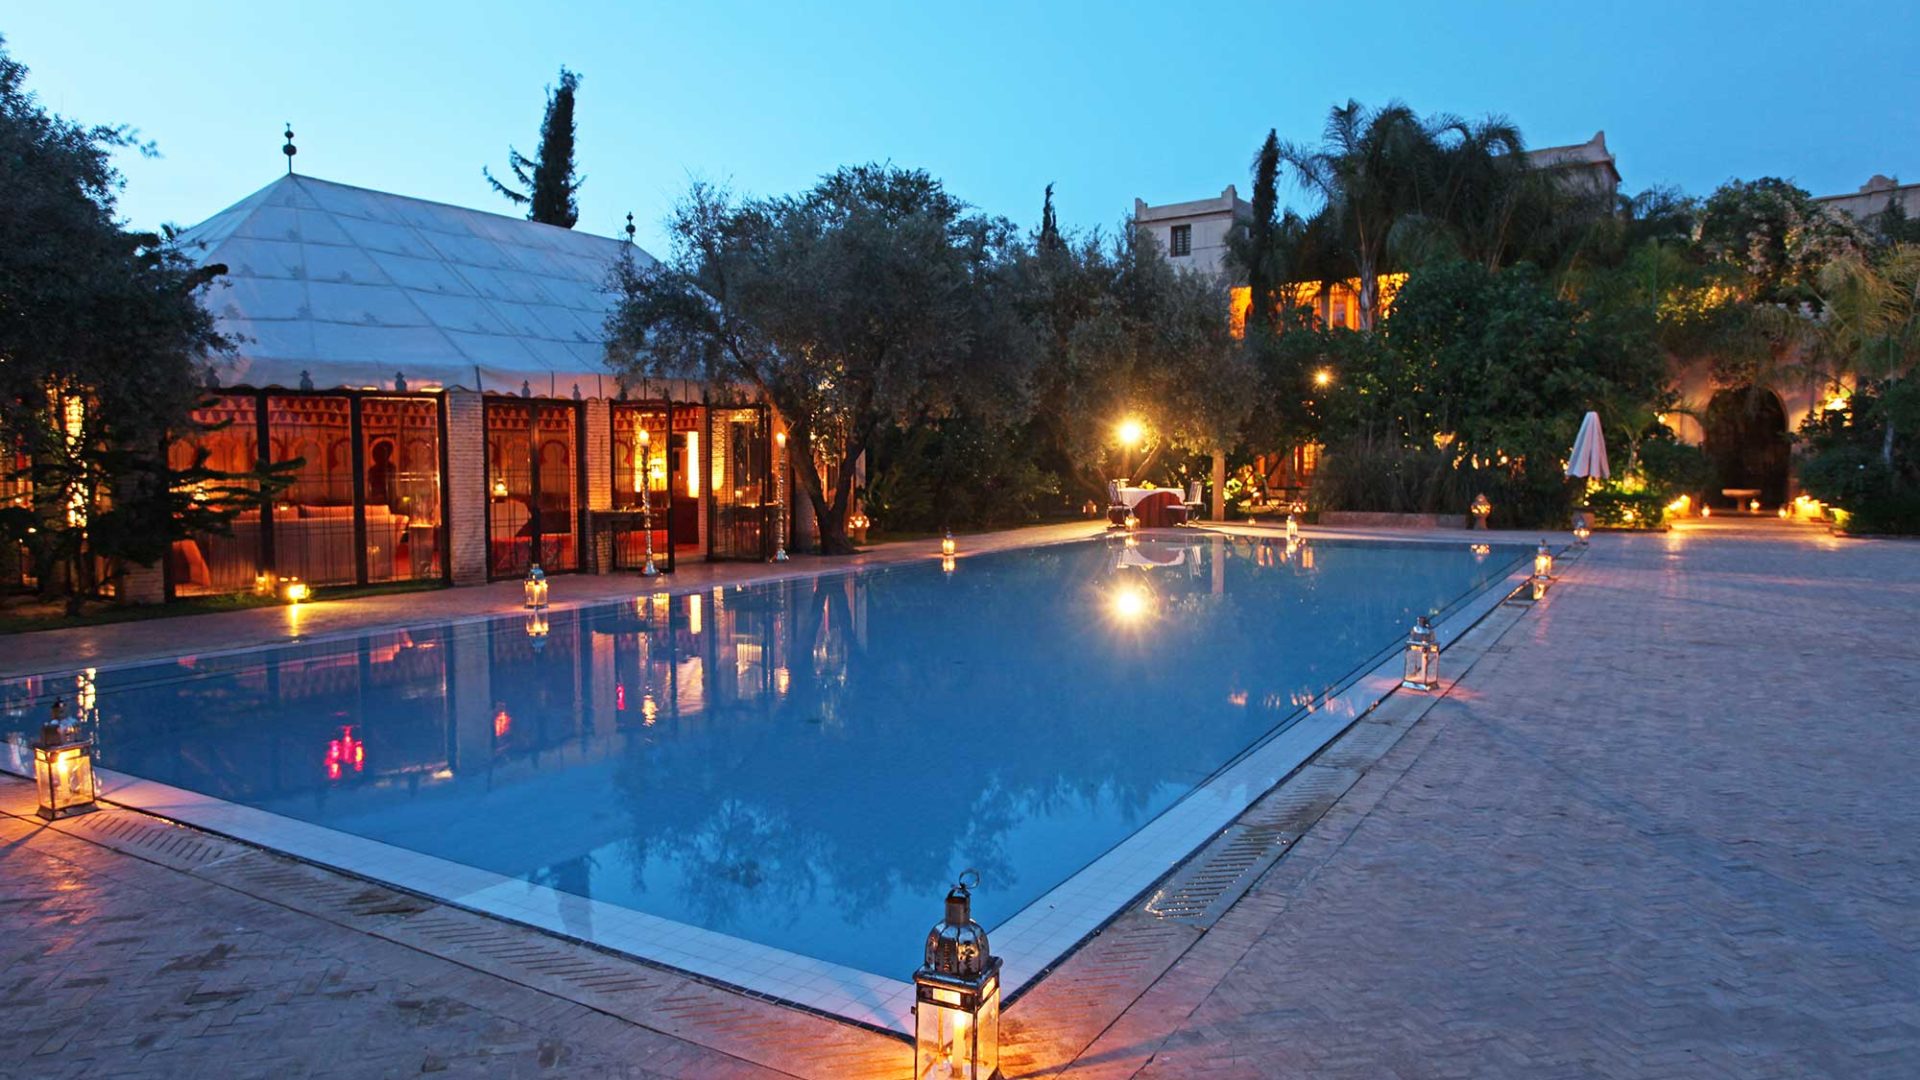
left=8, top=1, right=1916, bottom=254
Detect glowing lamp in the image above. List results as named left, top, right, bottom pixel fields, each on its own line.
left=1748, top=498, right=1761, bottom=513
left=33, top=700, right=96, bottom=820
left=1116, top=419, right=1143, bottom=448
left=276, top=576, right=310, bottom=604
left=1470, top=543, right=1491, bottom=562
left=524, top=564, right=548, bottom=609
left=1123, top=513, right=1139, bottom=532
left=1778, top=505, right=1790, bottom=520
left=1532, top=541, right=1554, bottom=590
left=1701, top=505, right=1711, bottom=518
left=1401, top=615, right=1439, bottom=692
left=942, top=554, right=957, bottom=575
left=526, top=609, right=549, bottom=650
left=913, top=872, right=1002, bottom=1080
left=491, top=476, right=509, bottom=499
left=253, top=572, right=276, bottom=597
left=1285, top=514, right=1299, bottom=542
left=1573, top=523, right=1591, bottom=545
left=1470, top=493, right=1492, bottom=530
left=942, top=531, right=957, bottom=556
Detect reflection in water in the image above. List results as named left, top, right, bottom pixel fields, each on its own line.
left=0, top=536, right=1526, bottom=977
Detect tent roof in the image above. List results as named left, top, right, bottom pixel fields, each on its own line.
left=172, top=174, right=662, bottom=396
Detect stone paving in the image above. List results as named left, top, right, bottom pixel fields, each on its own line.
left=2, top=520, right=1915, bottom=1078
left=1050, top=522, right=1920, bottom=1079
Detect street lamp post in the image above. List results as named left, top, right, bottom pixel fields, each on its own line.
left=1116, top=419, right=1143, bottom=484
left=773, top=430, right=789, bottom=562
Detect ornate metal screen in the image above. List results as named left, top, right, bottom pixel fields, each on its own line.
left=486, top=399, right=582, bottom=580
left=706, top=405, right=771, bottom=561
left=610, top=402, right=672, bottom=571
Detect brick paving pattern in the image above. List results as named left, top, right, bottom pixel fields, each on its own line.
left=1061, top=524, right=1920, bottom=1078
left=2, top=522, right=1915, bottom=1078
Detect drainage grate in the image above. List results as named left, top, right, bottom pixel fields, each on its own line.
left=1143, top=822, right=1293, bottom=926
left=62, top=809, right=228, bottom=868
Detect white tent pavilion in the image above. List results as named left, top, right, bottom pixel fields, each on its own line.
left=1567, top=411, right=1610, bottom=480
left=172, top=174, right=661, bottom=395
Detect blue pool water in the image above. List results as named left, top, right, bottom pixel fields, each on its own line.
left=2, top=535, right=1523, bottom=979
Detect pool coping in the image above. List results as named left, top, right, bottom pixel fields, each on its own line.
left=1, top=528, right=1544, bottom=1037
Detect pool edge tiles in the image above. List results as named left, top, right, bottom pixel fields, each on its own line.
left=15, top=534, right=1540, bottom=1035
left=81, top=768, right=922, bottom=1035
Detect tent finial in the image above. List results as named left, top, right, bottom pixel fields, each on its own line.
left=283, top=124, right=297, bottom=175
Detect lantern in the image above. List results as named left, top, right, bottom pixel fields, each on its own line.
left=1401, top=615, right=1439, bottom=692
left=1748, top=498, right=1761, bottom=513
left=942, top=530, right=957, bottom=556
left=849, top=511, right=871, bottom=545
left=942, top=554, right=957, bottom=575
left=276, top=576, right=310, bottom=604
left=1571, top=508, right=1592, bottom=546
left=1533, top=541, right=1554, bottom=581
left=1285, top=514, right=1299, bottom=542
left=1123, top=513, right=1139, bottom=532
left=914, top=872, right=1002, bottom=1080
left=524, top=564, right=548, bottom=609
left=526, top=609, right=549, bottom=651
left=253, top=572, right=277, bottom=597
left=1470, top=493, right=1492, bottom=530
left=33, top=700, right=97, bottom=820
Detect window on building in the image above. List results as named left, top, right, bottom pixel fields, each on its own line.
left=1169, top=224, right=1192, bottom=257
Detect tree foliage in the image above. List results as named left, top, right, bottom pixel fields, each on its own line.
left=605, top=165, right=1035, bottom=552
left=486, top=67, right=584, bottom=228
left=0, top=36, right=257, bottom=608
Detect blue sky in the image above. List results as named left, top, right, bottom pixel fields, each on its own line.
left=7, top=1, right=1916, bottom=254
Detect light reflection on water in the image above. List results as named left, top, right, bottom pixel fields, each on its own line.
left=1, top=536, right=1524, bottom=977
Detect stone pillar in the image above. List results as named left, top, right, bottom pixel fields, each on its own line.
left=584, top=399, right=612, bottom=573
left=1211, top=450, right=1227, bottom=522
left=445, top=390, right=488, bottom=585
left=119, top=561, right=166, bottom=605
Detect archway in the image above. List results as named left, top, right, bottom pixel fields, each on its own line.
left=1702, top=387, right=1790, bottom=509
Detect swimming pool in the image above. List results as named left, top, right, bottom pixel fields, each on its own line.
left=2, top=533, right=1527, bottom=1029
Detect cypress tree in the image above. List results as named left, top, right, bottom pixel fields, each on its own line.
left=486, top=67, right=584, bottom=228
left=1248, top=129, right=1281, bottom=332
left=1039, top=182, right=1063, bottom=250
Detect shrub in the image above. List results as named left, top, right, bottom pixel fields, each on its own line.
left=1586, top=487, right=1667, bottom=528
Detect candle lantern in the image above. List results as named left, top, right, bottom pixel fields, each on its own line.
left=33, top=699, right=97, bottom=820
left=1401, top=615, right=1440, bottom=691
left=848, top=511, right=871, bottom=545
left=1532, top=541, right=1554, bottom=586
left=276, top=576, right=310, bottom=604
left=914, top=871, right=1002, bottom=1080
left=1571, top=508, right=1592, bottom=546
left=1123, top=513, right=1139, bottom=532
left=638, top=427, right=660, bottom=577
left=1285, top=513, right=1299, bottom=542
left=942, top=530, right=957, bottom=556
left=1470, top=493, right=1492, bottom=529
left=524, top=564, right=548, bottom=609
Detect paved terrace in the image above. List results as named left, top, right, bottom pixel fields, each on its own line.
left=2, top=519, right=1915, bottom=1077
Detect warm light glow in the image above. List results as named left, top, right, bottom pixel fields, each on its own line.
left=278, top=578, right=310, bottom=604
left=1823, top=390, right=1851, bottom=413
left=942, top=533, right=957, bottom=556
left=1701, top=505, right=1712, bottom=518
left=689, top=593, right=703, bottom=635
left=775, top=666, right=792, bottom=696
left=1123, top=513, right=1139, bottom=532
left=493, top=709, right=511, bottom=739
left=1748, top=498, right=1761, bottom=513
left=491, top=476, right=509, bottom=498
left=941, top=554, right=957, bottom=574
left=1109, top=581, right=1152, bottom=622
left=776, top=429, right=788, bottom=448
left=641, top=693, right=659, bottom=726
left=1313, top=368, right=1333, bottom=388
left=685, top=431, right=701, bottom=497
left=1116, top=419, right=1144, bottom=448
left=1665, top=494, right=1691, bottom=515
left=1778, top=506, right=1790, bottom=519
left=1432, top=431, right=1457, bottom=450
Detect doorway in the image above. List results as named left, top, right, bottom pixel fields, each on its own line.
left=1702, top=387, right=1790, bottom=509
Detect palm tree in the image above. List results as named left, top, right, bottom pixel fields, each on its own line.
left=1280, top=100, right=1436, bottom=329
left=1813, top=244, right=1920, bottom=463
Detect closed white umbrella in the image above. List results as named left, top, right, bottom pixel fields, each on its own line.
left=1566, top=411, right=1610, bottom=480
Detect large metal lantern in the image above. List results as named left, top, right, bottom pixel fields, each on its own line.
left=276, top=575, right=310, bottom=604
left=1285, top=513, right=1299, bottom=542
left=1470, top=493, right=1492, bottom=529
left=1571, top=508, right=1592, bottom=546
left=942, top=530, right=958, bottom=556
left=524, top=564, right=549, bottom=609
left=1401, top=615, right=1439, bottom=692
left=33, top=699, right=97, bottom=821
left=772, top=430, right=790, bottom=562
left=914, top=872, right=1002, bottom=1080
left=1533, top=541, right=1554, bottom=586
